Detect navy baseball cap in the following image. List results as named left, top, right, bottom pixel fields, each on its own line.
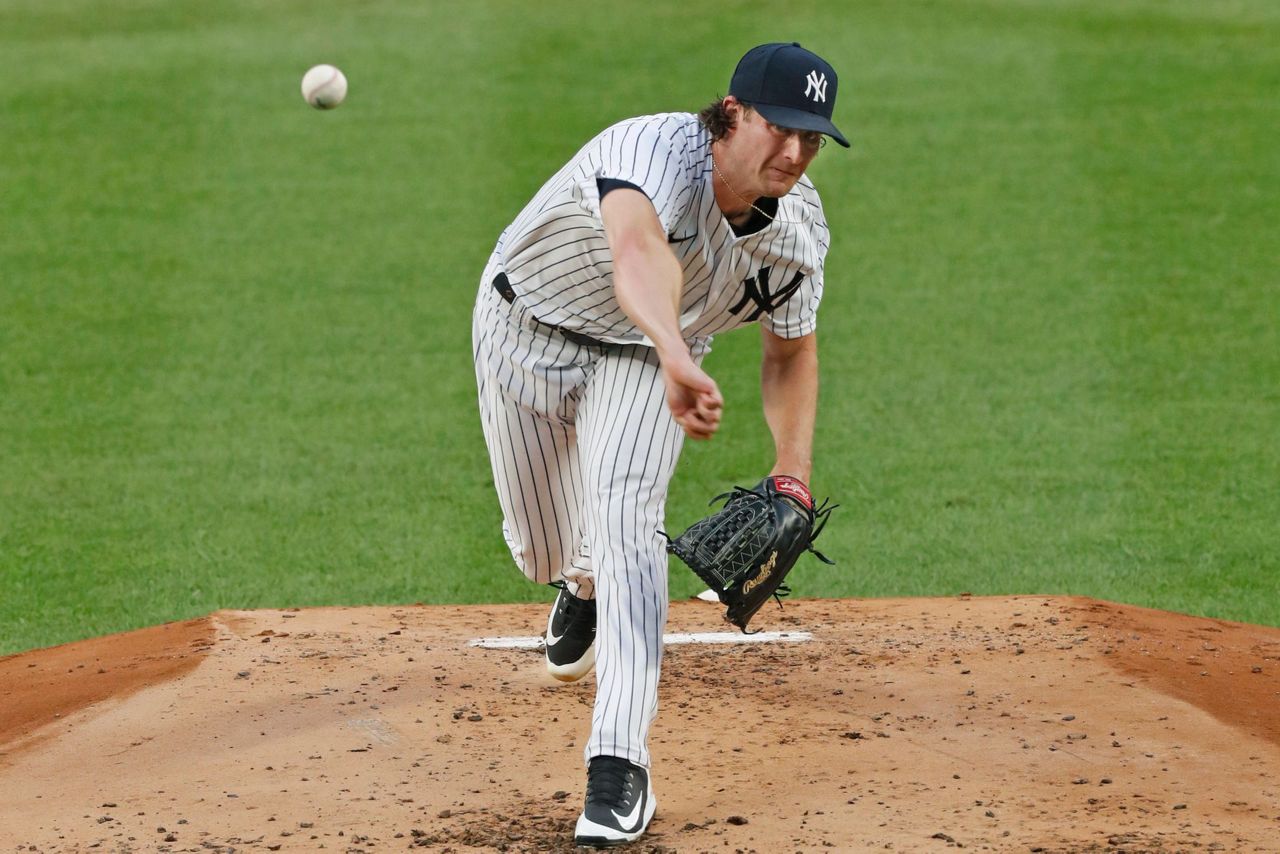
left=729, top=42, right=849, bottom=148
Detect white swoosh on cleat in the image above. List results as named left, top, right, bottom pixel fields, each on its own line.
left=611, top=789, right=646, bottom=833
left=545, top=609, right=565, bottom=647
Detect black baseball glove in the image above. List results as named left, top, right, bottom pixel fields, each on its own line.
left=666, top=476, right=835, bottom=632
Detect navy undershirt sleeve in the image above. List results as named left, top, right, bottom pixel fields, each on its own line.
left=597, top=178, right=648, bottom=200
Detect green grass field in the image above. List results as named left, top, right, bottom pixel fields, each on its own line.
left=2, top=0, right=1277, bottom=654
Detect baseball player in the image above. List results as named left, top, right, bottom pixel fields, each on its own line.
left=472, top=42, right=848, bottom=847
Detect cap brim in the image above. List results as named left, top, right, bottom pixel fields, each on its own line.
left=753, top=102, right=850, bottom=148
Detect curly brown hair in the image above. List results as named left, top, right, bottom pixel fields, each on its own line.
left=697, top=97, right=753, bottom=141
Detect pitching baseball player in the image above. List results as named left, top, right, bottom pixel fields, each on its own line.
left=472, top=42, right=848, bottom=847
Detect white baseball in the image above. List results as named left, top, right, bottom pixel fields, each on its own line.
left=301, top=64, right=348, bottom=109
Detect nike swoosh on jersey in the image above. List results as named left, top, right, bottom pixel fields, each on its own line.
left=611, top=786, right=647, bottom=832
left=667, top=232, right=695, bottom=244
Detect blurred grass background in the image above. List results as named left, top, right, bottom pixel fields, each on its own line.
left=2, top=0, right=1277, bottom=653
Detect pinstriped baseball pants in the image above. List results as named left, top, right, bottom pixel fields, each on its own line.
left=472, top=260, right=687, bottom=769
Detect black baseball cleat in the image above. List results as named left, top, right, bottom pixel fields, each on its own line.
left=574, top=755, right=656, bottom=848
left=545, top=583, right=596, bottom=682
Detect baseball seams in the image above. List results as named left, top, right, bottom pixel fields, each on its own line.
left=301, top=65, right=345, bottom=106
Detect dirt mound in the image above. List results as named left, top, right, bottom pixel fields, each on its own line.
left=1, top=596, right=1277, bottom=852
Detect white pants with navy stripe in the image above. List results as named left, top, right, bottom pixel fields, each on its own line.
left=472, top=259, right=687, bottom=769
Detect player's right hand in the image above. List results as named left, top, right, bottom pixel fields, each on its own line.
left=661, top=356, right=722, bottom=440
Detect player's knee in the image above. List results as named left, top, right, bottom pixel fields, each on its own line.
left=506, top=543, right=561, bottom=586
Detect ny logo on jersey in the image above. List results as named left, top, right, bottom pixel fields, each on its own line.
left=729, top=266, right=806, bottom=321
left=804, top=70, right=828, bottom=103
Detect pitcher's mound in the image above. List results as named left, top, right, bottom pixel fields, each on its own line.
left=1, top=596, right=1278, bottom=852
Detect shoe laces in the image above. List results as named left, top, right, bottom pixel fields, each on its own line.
left=585, top=756, right=636, bottom=806
left=556, top=588, right=595, bottom=621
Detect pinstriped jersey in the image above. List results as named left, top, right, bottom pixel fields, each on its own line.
left=495, top=112, right=830, bottom=352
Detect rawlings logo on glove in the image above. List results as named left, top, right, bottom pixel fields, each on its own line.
left=666, top=476, right=835, bottom=632
left=742, top=552, right=778, bottom=595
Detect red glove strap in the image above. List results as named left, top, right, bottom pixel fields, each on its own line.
left=770, top=475, right=813, bottom=509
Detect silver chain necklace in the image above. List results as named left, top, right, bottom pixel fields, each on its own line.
left=711, top=151, right=799, bottom=225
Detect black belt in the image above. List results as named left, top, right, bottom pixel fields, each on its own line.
left=492, top=273, right=610, bottom=349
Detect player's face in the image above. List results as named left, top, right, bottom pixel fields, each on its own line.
left=729, top=106, right=824, bottom=197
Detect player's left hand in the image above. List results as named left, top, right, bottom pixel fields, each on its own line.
left=667, top=475, right=836, bottom=631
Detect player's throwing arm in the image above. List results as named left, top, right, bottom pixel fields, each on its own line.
left=601, top=188, right=724, bottom=440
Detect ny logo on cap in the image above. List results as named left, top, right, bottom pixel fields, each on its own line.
left=804, top=70, right=828, bottom=103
